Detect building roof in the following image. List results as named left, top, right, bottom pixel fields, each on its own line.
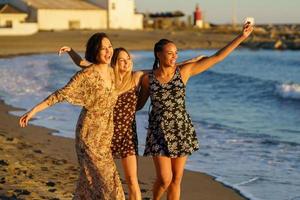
left=22, top=0, right=104, bottom=10
left=0, top=4, right=25, bottom=14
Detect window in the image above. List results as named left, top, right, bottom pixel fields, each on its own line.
left=69, top=21, right=80, bottom=30
left=5, top=20, right=12, bottom=28
left=112, top=3, right=116, bottom=10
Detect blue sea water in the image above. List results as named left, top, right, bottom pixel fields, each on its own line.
left=0, top=49, right=299, bottom=200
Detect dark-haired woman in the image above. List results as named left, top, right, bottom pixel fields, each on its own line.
left=19, top=33, right=125, bottom=200
left=137, top=23, right=253, bottom=200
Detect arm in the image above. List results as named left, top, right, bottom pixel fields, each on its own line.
left=176, top=55, right=206, bottom=66
left=19, top=101, right=50, bottom=127
left=58, top=46, right=92, bottom=68
left=180, top=22, right=253, bottom=82
left=20, top=70, right=88, bottom=127
left=136, top=74, right=150, bottom=111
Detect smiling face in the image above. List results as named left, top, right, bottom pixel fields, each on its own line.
left=117, top=50, right=132, bottom=73
left=97, top=37, right=113, bottom=64
left=157, top=42, right=178, bottom=68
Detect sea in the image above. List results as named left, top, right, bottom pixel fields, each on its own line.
left=0, top=49, right=299, bottom=200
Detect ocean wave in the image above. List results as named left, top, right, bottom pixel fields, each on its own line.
left=235, top=177, right=260, bottom=186
left=276, top=83, right=300, bottom=100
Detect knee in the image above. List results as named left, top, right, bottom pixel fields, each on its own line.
left=125, top=174, right=138, bottom=186
left=157, top=175, right=172, bottom=189
left=171, top=174, right=183, bottom=186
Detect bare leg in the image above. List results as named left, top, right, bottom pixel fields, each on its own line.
left=121, top=155, right=141, bottom=200
left=152, top=156, right=172, bottom=200
left=167, top=156, right=188, bottom=200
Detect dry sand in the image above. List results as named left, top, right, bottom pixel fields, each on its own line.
left=0, top=29, right=248, bottom=58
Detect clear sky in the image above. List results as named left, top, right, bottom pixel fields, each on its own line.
left=135, top=0, right=300, bottom=24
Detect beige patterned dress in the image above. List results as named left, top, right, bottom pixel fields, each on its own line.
left=43, top=66, right=125, bottom=200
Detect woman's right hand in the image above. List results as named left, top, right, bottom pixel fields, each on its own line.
left=58, top=46, right=72, bottom=56
left=19, top=110, right=36, bottom=128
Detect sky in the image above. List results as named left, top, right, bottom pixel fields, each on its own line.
left=135, top=0, right=300, bottom=24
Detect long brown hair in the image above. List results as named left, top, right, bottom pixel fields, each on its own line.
left=111, top=47, right=135, bottom=94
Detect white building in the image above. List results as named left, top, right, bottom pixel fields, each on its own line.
left=5, top=0, right=143, bottom=32
left=89, top=0, right=143, bottom=29
left=0, top=3, right=38, bottom=35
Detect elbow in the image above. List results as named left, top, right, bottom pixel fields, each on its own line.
left=215, top=54, right=225, bottom=62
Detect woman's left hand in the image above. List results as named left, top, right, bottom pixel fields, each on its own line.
left=242, top=22, right=254, bottom=38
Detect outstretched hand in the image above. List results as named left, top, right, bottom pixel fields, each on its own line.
left=19, top=110, right=35, bottom=128
left=58, top=46, right=71, bottom=56
left=242, top=22, right=254, bottom=38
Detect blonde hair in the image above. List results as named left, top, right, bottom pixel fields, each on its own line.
left=111, top=47, right=136, bottom=94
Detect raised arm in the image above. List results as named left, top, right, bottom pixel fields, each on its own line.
left=58, top=46, right=92, bottom=68
left=180, top=22, right=253, bottom=83
left=176, top=55, right=206, bottom=66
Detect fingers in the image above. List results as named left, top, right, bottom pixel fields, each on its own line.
left=19, top=115, right=27, bottom=127
left=19, top=114, right=30, bottom=127
left=58, top=46, right=70, bottom=56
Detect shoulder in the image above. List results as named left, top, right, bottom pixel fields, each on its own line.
left=71, top=66, right=95, bottom=82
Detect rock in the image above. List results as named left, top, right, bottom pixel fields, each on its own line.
left=0, top=177, right=5, bottom=184
left=6, top=137, right=14, bottom=142
left=33, top=149, right=43, bottom=154
left=27, top=174, right=34, bottom=179
left=46, top=181, right=56, bottom=187
left=14, top=189, right=31, bottom=195
left=48, top=188, right=57, bottom=193
left=52, top=159, right=67, bottom=165
left=41, top=167, right=48, bottom=171
left=0, top=160, right=9, bottom=166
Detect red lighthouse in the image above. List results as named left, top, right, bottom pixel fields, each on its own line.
left=193, top=4, right=202, bottom=25
left=193, top=4, right=204, bottom=28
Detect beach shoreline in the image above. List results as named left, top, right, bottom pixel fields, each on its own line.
left=0, top=96, right=247, bottom=199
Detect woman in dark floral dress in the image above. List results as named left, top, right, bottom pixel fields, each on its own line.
left=138, top=22, right=253, bottom=200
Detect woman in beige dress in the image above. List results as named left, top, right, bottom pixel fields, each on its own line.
left=19, top=33, right=125, bottom=200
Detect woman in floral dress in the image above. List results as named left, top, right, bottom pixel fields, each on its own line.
left=137, top=22, right=253, bottom=200
left=19, top=33, right=125, bottom=200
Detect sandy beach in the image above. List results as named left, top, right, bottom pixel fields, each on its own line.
left=0, top=30, right=248, bottom=199
left=0, top=29, right=252, bottom=58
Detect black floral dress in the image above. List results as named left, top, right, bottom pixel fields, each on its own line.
left=144, top=68, right=199, bottom=158
left=111, top=87, right=138, bottom=159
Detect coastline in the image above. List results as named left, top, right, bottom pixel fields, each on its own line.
left=0, top=98, right=247, bottom=199
left=0, top=30, right=248, bottom=199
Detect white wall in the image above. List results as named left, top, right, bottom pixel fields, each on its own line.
left=37, top=9, right=107, bottom=30
left=108, top=0, right=143, bottom=30
left=0, top=21, right=38, bottom=35
left=0, top=13, right=27, bottom=27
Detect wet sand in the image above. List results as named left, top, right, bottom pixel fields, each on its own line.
left=0, top=99, right=246, bottom=200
